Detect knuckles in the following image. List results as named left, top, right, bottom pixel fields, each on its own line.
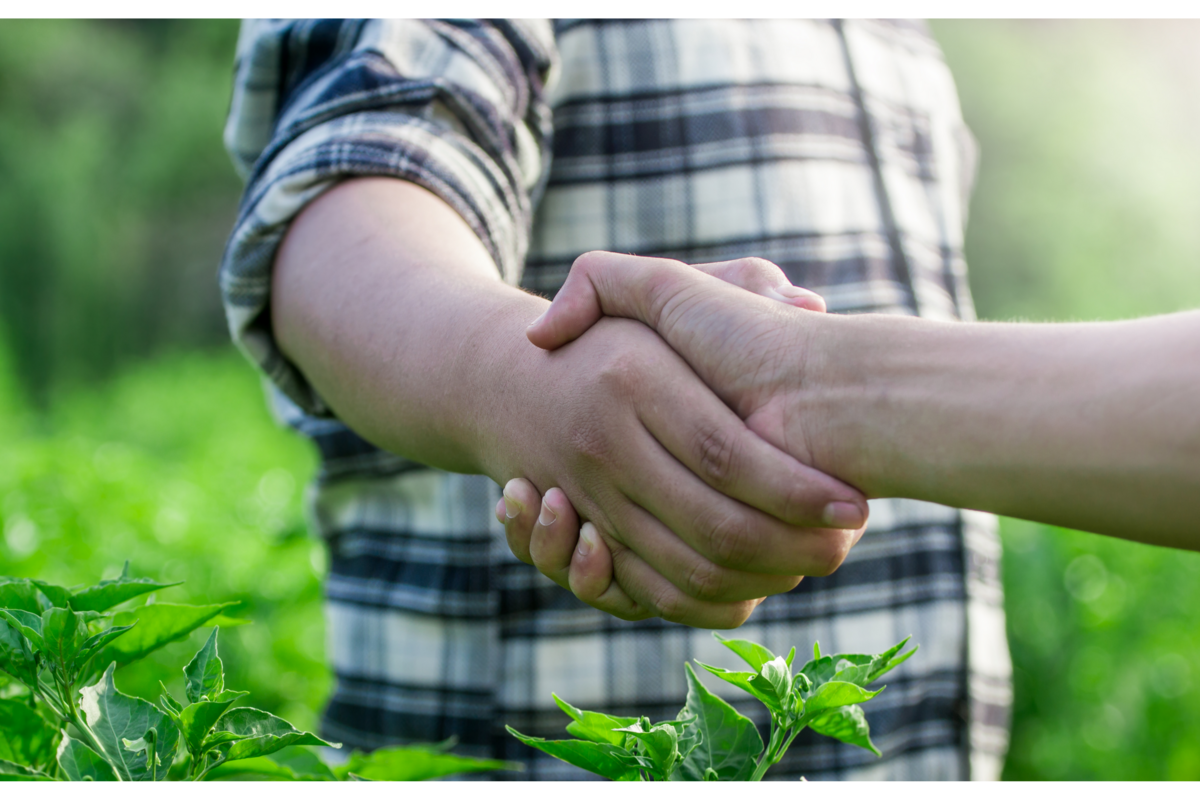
left=702, top=509, right=758, bottom=569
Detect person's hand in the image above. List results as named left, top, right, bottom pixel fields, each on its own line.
left=526, top=251, right=841, bottom=476
left=488, top=315, right=867, bottom=629
left=508, top=258, right=860, bottom=612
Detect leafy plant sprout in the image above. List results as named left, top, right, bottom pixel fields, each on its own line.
left=508, top=633, right=917, bottom=781
left=0, top=565, right=517, bottom=781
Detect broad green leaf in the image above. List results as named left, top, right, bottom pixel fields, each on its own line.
left=760, top=656, right=792, bottom=703
left=614, top=719, right=680, bottom=779
left=204, top=755, right=310, bottom=781
left=0, top=758, right=53, bottom=780
left=74, top=624, right=136, bottom=674
left=93, top=602, right=235, bottom=675
left=0, top=610, right=43, bottom=651
left=57, top=736, right=119, bottom=781
left=267, top=746, right=338, bottom=780
left=0, top=581, right=52, bottom=614
left=673, top=663, right=761, bottom=781
left=214, top=707, right=337, bottom=762
left=807, top=704, right=880, bottom=756
left=337, top=744, right=521, bottom=781
left=184, top=628, right=224, bottom=703
left=506, top=726, right=641, bottom=781
left=180, top=692, right=247, bottom=754
left=713, top=633, right=777, bottom=672
left=552, top=694, right=637, bottom=746
left=29, top=581, right=73, bottom=609
left=0, top=620, right=39, bottom=688
left=0, top=698, right=59, bottom=770
left=696, top=661, right=783, bottom=712
left=79, top=663, right=181, bottom=780
left=802, top=681, right=882, bottom=716
left=40, top=607, right=86, bottom=669
left=69, top=563, right=182, bottom=613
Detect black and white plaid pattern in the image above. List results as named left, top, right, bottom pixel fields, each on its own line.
left=219, top=18, right=1010, bottom=780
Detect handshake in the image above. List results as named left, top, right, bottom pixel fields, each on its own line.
left=495, top=251, right=886, bottom=629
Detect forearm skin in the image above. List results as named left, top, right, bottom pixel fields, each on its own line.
left=271, top=177, right=545, bottom=480
left=806, top=311, right=1200, bottom=549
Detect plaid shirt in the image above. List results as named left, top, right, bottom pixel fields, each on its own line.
left=220, top=18, right=1011, bottom=780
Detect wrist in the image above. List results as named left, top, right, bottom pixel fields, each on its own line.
left=799, top=313, right=927, bottom=499
left=450, top=291, right=553, bottom=482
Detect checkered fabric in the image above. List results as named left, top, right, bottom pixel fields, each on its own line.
left=219, top=18, right=1011, bottom=780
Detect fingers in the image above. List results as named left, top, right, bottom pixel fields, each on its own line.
left=694, top=257, right=827, bottom=312
left=625, top=350, right=868, bottom=533
left=527, top=487, right=581, bottom=589
left=526, top=251, right=825, bottom=350
left=570, top=519, right=767, bottom=629
left=497, top=478, right=543, bottom=564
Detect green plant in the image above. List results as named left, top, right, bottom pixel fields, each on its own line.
left=0, top=565, right=517, bottom=781
left=508, top=633, right=916, bottom=781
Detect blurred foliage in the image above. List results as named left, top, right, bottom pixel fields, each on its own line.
left=934, top=20, right=1200, bottom=780
left=0, top=19, right=241, bottom=405
left=0, top=351, right=327, bottom=733
left=0, top=17, right=1197, bottom=782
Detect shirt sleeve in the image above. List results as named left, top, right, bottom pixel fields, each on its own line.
left=219, top=19, right=557, bottom=417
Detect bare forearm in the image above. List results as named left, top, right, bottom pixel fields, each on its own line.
left=271, top=177, right=544, bottom=477
left=809, top=311, right=1200, bottom=548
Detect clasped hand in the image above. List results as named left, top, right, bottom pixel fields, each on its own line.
left=498, top=251, right=864, bottom=628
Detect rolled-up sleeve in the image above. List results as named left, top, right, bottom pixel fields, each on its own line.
left=219, top=19, right=557, bottom=417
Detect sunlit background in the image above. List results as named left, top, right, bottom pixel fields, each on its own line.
left=1, top=19, right=1198, bottom=780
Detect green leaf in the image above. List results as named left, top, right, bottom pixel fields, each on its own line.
left=181, top=692, right=247, bottom=754
left=0, top=758, right=53, bottom=780
left=74, top=624, right=135, bottom=674
left=760, top=656, right=792, bottom=704
left=807, top=705, right=880, bottom=756
left=122, top=729, right=165, bottom=779
left=0, top=610, right=43, bottom=651
left=802, top=681, right=882, bottom=716
left=184, top=628, right=224, bottom=703
left=614, top=719, right=680, bottom=779
left=157, top=683, right=183, bottom=719
left=696, top=661, right=783, bottom=712
left=552, top=694, right=637, bottom=747
left=56, top=736, right=119, bottom=781
left=0, top=580, right=52, bottom=614
left=68, top=563, right=181, bottom=614
left=40, top=607, right=87, bottom=669
left=29, top=581, right=73, bottom=610
left=79, top=663, right=181, bottom=780
left=338, top=744, right=521, bottom=781
left=203, top=755, right=314, bottom=781
left=0, top=698, right=59, bottom=770
left=506, top=726, right=642, bottom=781
left=0, top=619, right=39, bottom=688
left=713, top=633, right=778, bottom=672
left=673, top=663, right=762, bottom=781
left=92, top=602, right=234, bottom=675
left=785, top=647, right=796, bottom=668
left=214, top=707, right=337, bottom=762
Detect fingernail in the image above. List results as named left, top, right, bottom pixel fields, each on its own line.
left=577, top=523, right=597, bottom=558
left=775, top=284, right=812, bottom=298
left=495, top=498, right=507, bottom=524
left=538, top=502, right=558, bottom=527
left=823, top=502, right=865, bottom=529
left=503, top=492, right=524, bottom=520
left=772, top=284, right=825, bottom=311
left=527, top=309, right=547, bottom=329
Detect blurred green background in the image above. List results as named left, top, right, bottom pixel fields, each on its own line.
left=0, top=18, right=1197, bottom=780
